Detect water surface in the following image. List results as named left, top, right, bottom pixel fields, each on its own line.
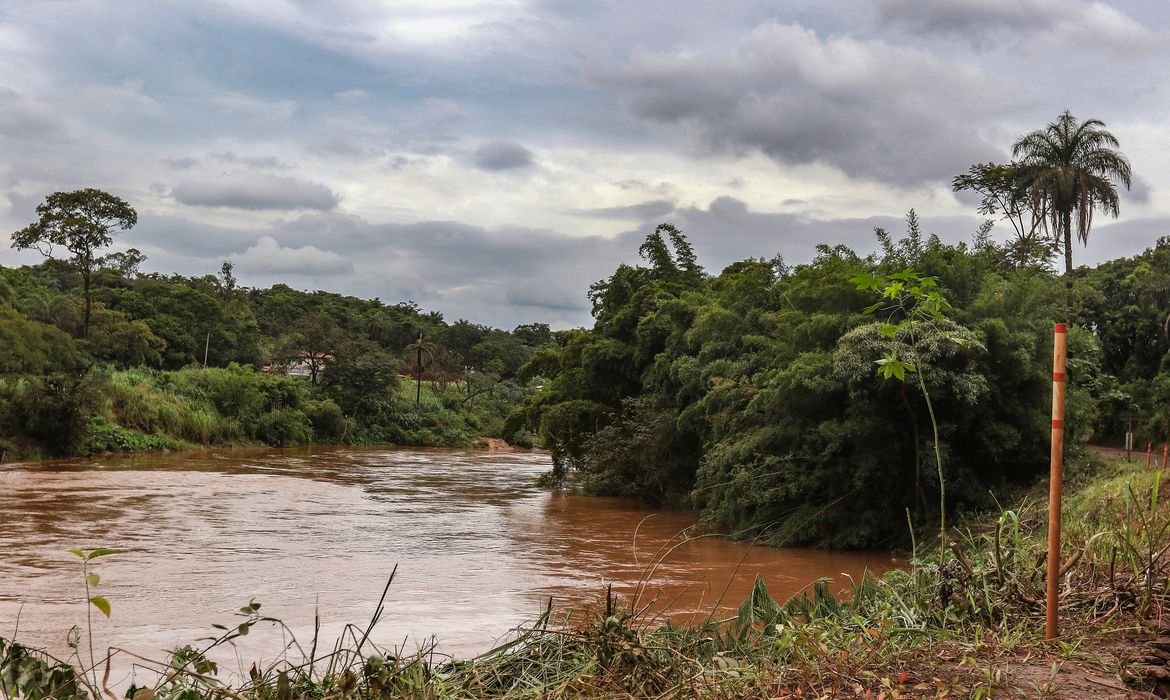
left=0, top=446, right=892, bottom=682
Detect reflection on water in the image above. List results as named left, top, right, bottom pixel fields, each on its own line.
left=0, top=446, right=893, bottom=682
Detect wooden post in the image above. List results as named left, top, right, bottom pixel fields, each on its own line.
left=1162, top=444, right=1167, bottom=470
left=1127, top=417, right=1134, bottom=462
left=1148, top=442, right=1154, bottom=468
left=1046, top=323, right=1067, bottom=641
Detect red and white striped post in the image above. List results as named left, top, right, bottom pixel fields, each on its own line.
left=1046, top=323, right=1067, bottom=641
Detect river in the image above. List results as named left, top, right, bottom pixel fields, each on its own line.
left=0, top=446, right=893, bottom=685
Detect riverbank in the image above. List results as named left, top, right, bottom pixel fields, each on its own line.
left=0, top=365, right=532, bottom=461
left=4, top=453, right=1169, bottom=698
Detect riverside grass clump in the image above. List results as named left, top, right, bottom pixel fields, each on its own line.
left=0, top=364, right=530, bottom=459
left=6, top=456, right=1170, bottom=699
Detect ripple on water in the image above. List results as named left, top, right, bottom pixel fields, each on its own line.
left=0, top=445, right=894, bottom=689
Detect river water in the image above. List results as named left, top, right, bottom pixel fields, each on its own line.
left=0, top=446, right=892, bottom=683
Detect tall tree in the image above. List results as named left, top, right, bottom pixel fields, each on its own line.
left=405, top=333, right=437, bottom=406
left=12, top=189, right=138, bottom=338
left=277, top=313, right=345, bottom=385
left=952, top=162, right=1054, bottom=266
left=1011, top=111, right=1131, bottom=274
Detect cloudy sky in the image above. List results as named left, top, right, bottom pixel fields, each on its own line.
left=2, top=1, right=1169, bottom=329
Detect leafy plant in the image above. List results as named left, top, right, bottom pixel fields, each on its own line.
left=66, top=547, right=119, bottom=687
left=852, top=269, right=964, bottom=556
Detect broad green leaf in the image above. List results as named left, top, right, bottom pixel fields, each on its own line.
left=68, top=549, right=85, bottom=558
left=849, top=273, right=880, bottom=291
left=237, top=623, right=250, bottom=636
left=90, top=595, right=111, bottom=618
left=85, top=573, right=100, bottom=588
left=85, top=549, right=120, bottom=560
left=875, top=357, right=906, bottom=381
left=879, top=323, right=900, bottom=338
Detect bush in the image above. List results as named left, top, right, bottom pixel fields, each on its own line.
left=306, top=399, right=348, bottom=441
left=255, top=408, right=312, bottom=447
left=509, top=429, right=537, bottom=449
left=82, top=418, right=183, bottom=453
left=9, top=371, right=106, bottom=455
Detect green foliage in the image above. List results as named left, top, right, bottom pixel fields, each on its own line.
left=11, top=189, right=137, bottom=338
left=1011, top=111, right=1132, bottom=274
left=0, top=638, right=84, bottom=700
left=255, top=407, right=313, bottom=447
left=5, top=371, right=106, bottom=455
left=82, top=418, right=184, bottom=453
left=321, top=337, right=400, bottom=416
left=305, top=399, right=348, bottom=441
left=513, top=218, right=1069, bottom=546
left=0, top=308, right=85, bottom=374
left=80, top=304, right=165, bottom=367
left=852, top=268, right=970, bottom=553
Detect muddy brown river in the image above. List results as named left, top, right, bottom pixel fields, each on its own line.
left=0, top=446, right=893, bottom=684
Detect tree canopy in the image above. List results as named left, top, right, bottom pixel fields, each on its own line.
left=12, top=189, right=138, bottom=338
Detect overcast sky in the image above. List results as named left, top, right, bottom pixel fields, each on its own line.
left=2, top=1, right=1169, bottom=329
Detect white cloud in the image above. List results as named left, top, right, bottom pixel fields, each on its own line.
left=234, top=236, right=353, bottom=276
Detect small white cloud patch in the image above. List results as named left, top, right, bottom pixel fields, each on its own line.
left=235, top=236, right=353, bottom=276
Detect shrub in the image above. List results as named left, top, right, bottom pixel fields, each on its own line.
left=9, top=371, right=106, bottom=455
left=306, top=399, right=348, bottom=441
left=255, top=408, right=312, bottom=447
left=82, top=418, right=182, bottom=453
left=509, top=429, right=537, bottom=449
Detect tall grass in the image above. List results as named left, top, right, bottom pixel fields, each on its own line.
left=106, top=369, right=239, bottom=444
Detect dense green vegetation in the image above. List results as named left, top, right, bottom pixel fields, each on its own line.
left=0, top=221, right=549, bottom=458
left=505, top=213, right=1170, bottom=548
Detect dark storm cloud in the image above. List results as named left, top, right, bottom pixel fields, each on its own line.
left=1083, top=217, right=1170, bottom=264
left=599, top=22, right=1004, bottom=186
left=473, top=141, right=534, bottom=171
left=573, top=200, right=676, bottom=220
left=667, top=196, right=980, bottom=268
left=1124, top=175, right=1153, bottom=206
left=171, top=174, right=339, bottom=211
left=878, top=0, right=1054, bottom=39
left=877, top=0, right=1156, bottom=53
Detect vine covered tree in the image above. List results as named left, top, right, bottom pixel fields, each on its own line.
left=12, top=189, right=138, bottom=337
left=1011, top=110, right=1131, bottom=274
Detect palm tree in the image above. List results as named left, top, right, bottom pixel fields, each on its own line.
left=1011, top=110, right=1132, bottom=274
left=404, top=333, right=436, bottom=406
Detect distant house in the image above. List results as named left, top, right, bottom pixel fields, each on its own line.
left=263, top=350, right=333, bottom=381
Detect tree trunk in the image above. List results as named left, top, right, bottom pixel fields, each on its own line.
left=415, top=348, right=423, bottom=406
left=82, top=269, right=92, bottom=339
left=1062, top=208, right=1073, bottom=275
